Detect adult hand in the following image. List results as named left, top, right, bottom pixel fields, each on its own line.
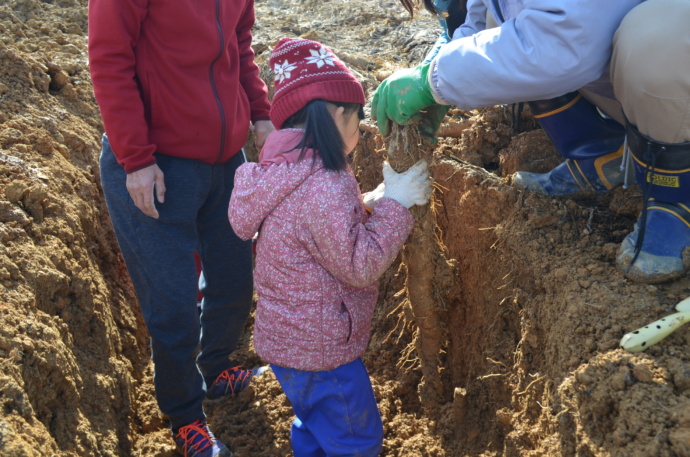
left=253, top=119, right=275, bottom=149
left=126, top=163, right=166, bottom=219
left=382, top=160, right=432, bottom=209
left=371, top=63, right=438, bottom=136
left=418, top=104, right=450, bottom=139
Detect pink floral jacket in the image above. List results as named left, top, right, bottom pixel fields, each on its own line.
left=229, top=130, right=413, bottom=371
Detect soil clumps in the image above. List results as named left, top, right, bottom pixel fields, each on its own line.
left=0, top=0, right=688, bottom=456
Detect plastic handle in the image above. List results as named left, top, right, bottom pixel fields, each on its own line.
left=620, top=296, right=690, bottom=353
left=620, top=311, right=690, bottom=352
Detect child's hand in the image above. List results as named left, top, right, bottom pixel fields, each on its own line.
left=363, top=182, right=385, bottom=212
left=382, top=160, right=432, bottom=209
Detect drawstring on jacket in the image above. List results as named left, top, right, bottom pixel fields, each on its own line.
left=620, top=134, right=632, bottom=189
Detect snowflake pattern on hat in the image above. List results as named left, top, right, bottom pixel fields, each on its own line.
left=274, top=60, right=298, bottom=83
left=269, top=38, right=366, bottom=129
left=305, top=47, right=335, bottom=68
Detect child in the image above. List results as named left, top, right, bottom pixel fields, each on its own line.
left=229, top=38, right=432, bottom=457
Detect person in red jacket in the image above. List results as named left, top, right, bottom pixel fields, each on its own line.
left=88, top=0, right=273, bottom=455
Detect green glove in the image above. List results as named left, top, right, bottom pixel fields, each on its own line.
left=418, top=104, right=450, bottom=139
left=372, top=63, right=438, bottom=135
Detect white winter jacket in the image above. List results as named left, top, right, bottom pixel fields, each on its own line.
left=430, top=0, right=645, bottom=109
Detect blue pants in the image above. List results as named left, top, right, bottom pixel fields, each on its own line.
left=272, top=358, right=384, bottom=457
left=99, top=135, right=253, bottom=428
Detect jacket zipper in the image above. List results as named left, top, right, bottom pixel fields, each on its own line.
left=210, top=0, right=227, bottom=164
left=491, top=0, right=505, bottom=23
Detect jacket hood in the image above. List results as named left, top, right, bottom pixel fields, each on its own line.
left=259, top=128, right=315, bottom=166
left=229, top=130, right=323, bottom=240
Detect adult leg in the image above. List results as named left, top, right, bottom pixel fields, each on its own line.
left=272, top=358, right=384, bottom=457
left=100, top=135, right=210, bottom=428
left=196, top=152, right=254, bottom=384
left=512, top=92, right=627, bottom=196
left=611, top=0, right=690, bottom=283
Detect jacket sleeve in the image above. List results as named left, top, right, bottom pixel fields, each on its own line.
left=88, top=0, right=157, bottom=172
left=454, top=0, right=487, bottom=39
left=301, top=175, right=414, bottom=289
left=236, top=1, right=271, bottom=122
left=431, top=0, right=640, bottom=109
left=228, top=163, right=266, bottom=240
left=229, top=163, right=303, bottom=240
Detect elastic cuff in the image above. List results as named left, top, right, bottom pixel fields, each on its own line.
left=427, top=57, right=449, bottom=105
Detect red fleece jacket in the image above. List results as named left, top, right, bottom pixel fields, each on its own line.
left=88, top=0, right=270, bottom=172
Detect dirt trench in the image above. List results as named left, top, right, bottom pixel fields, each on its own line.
left=1, top=0, right=689, bottom=456
left=351, top=106, right=690, bottom=457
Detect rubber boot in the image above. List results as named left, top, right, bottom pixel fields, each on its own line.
left=512, top=92, right=627, bottom=196
left=616, top=122, right=690, bottom=284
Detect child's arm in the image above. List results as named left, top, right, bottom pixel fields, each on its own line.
left=229, top=162, right=302, bottom=240
left=228, top=164, right=263, bottom=241
left=301, top=175, right=414, bottom=289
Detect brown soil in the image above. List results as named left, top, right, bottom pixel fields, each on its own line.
left=1, top=0, right=689, bottom=456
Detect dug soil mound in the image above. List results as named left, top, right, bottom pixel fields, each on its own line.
left=1, top=0, right=688, bottom=456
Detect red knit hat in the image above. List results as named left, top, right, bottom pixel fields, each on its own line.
left=269, top=38, right=366, bottom=129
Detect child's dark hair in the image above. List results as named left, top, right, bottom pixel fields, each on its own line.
left=282, top=99, right=364, bottom=171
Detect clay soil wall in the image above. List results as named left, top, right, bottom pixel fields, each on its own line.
left=0, top=0, right=688, bottom=456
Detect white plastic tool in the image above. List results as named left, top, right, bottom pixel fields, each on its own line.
left=620, top=296, right=690, bottom=353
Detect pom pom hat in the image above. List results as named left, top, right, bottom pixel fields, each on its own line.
left=269, top=38, right=366, bottom=129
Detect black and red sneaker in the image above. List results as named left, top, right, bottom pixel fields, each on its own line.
left=173, top=419, right=231, bottom=457
left=205, top=366, right=268, bottom=400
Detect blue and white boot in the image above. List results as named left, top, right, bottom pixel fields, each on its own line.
left=512, top=92, right=626, bottom=196
left=617, top=201, right=690, bottom=283
left=616, top=122, right=690, bottom=283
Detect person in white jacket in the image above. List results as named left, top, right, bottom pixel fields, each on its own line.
left=373, top=0, right=690, bottom=285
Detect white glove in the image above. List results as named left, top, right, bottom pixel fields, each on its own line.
left=382, top=160, right=432, bottom=209
left=362, top=182, right=385, bottom=211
